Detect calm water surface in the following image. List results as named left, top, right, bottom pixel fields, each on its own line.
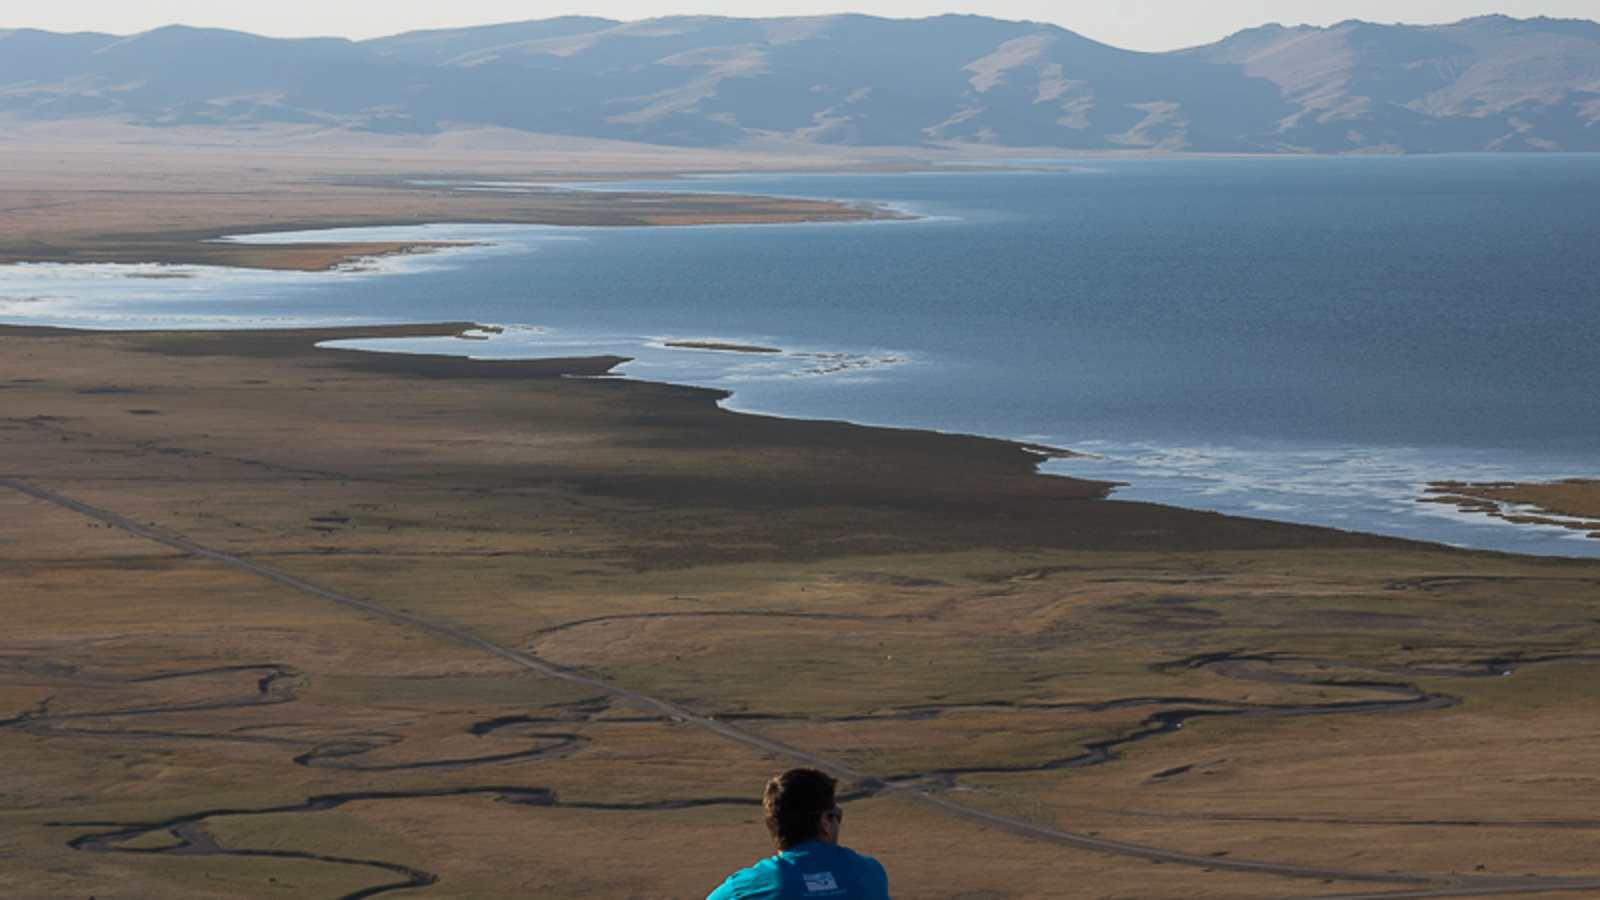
left=4, top=156, right=1598, bottom=555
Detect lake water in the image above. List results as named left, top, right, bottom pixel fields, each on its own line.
left=4, top=156, right=1598, bottom=556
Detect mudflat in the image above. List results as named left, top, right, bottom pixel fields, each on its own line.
left=1423, top=480, right=1600, bottom=543
left=4, top=321, right=1600, bottom=899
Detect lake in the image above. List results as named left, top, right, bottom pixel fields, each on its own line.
left=4, top=155, right=1598, bottom=556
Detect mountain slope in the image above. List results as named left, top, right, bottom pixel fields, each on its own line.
left=1, top=14, right=1596, bottom=151
left=1183, top=15, right=1600, bottom=152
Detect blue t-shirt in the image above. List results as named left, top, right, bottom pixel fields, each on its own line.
left=707, top=841, right=890, bottom=899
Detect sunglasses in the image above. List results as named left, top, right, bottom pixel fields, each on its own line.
left=824, top=808, right=843, bottom=823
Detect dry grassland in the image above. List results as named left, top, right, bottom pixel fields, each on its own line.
left=1, top=322, right=1599, bottom=899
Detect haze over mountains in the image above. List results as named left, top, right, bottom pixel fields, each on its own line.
left=3, top=13, right=1598, bottom=153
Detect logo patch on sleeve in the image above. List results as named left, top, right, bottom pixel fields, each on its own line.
left=802, top=871, right=840, bottom=893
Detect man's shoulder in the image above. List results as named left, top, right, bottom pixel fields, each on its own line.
left=837, top=846, right=889, bottom=890
left=706, top=855, right=783, bottom=900
left=840, top=845, right=884, bottom=866
left=828, top=845, right=886, bottom=875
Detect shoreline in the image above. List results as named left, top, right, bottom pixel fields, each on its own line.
left=6, top=296, right=1596, bottom=559
left=6, top=173, right=1594, bottom=558
left=0, top=319, right=1420, bottom=553
left=0, top=319, right=1501, bottom=560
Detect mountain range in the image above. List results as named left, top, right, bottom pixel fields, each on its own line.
left=2, top=13, right=1598, bottom=153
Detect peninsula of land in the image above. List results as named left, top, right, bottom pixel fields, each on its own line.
left=1424, top=479, right=1600, bottom=541
left=0, top=135, right=885, bottom=272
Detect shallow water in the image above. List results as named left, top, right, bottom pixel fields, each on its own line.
left=5, top=156, right=1599, bottom=556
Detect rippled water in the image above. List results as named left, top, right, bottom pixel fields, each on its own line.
left=5, top=156, right=1598, bottom=556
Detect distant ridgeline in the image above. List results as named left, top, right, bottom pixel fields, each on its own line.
left=2, top=14, right=1598, bottom=152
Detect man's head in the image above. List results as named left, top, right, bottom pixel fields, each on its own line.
left=762, top=768, right=842, bottom=850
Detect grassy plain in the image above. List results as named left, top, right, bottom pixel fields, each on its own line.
left=3, top=137, right=1600, bottom=898
left=2, top=321, right=1600, bottom=900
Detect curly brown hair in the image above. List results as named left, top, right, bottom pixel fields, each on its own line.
left=762, top=768, right=837, bottom=850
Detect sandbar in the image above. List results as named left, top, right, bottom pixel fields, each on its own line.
left=664, top=340, right=785, bottom=354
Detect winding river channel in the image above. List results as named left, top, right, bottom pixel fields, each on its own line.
left=8, top=475, right=1600, bottom=898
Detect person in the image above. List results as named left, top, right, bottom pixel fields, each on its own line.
left=707, top=768, right=890, bottom=899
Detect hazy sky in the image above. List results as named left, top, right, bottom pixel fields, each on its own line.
left=7, top=1, right=1599, bottom=51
